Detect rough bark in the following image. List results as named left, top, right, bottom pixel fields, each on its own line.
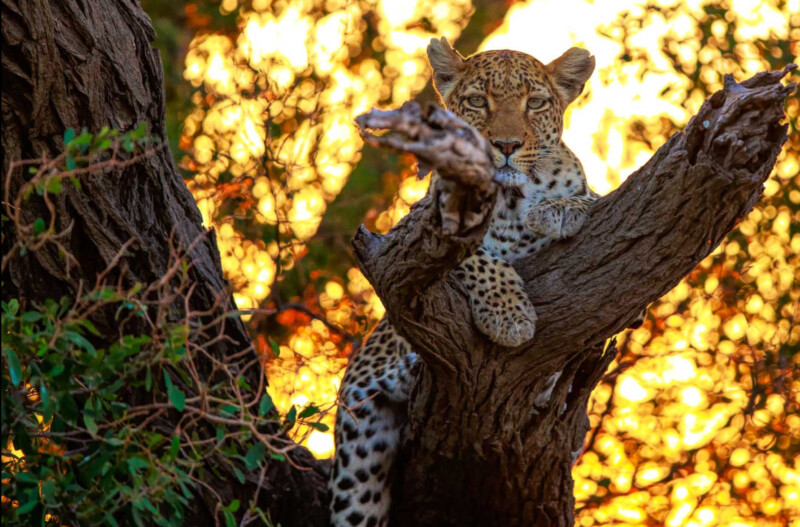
left=1, top=1, right=328, bottom=525
left=353, top=69, right=796, bottom=526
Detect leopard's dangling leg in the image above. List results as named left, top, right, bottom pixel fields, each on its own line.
left=453, top=248, right=537, bottom=347
left=330, top=320, right=418, bottom=527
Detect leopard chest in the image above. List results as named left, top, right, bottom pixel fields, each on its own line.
left=481, top=191, right=550, bottom=263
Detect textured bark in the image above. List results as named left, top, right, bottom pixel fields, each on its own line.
left=1, top=1, right=328, bottom=526
left=353, top=68, right=796, bottom=526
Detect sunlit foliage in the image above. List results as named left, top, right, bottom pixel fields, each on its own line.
left=178, top=0, right=798, bottom=524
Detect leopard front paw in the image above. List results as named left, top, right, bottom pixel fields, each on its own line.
left=472, top=296, right=537, bottom=347
left=527, top=202, right=586, bottom=239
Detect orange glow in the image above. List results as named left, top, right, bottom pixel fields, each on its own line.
left=181, top=0, right=799, bottom=522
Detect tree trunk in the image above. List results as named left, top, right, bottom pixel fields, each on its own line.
left=353, top=71, right=795, bottom=526
left=1, top=1, right=328, bottom=525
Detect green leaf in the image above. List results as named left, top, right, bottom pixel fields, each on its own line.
left=224, top=499, right=240, bottom=513
left=169, top=435, right=180, bottom=460
left=80, top=319, right=101, bottom=336
left=59, top=393, right=78, bottom=423
left=233, top=468, right=246, bottom=484
left=127, top=457, right=150, bottom=473
left=84, top=413, right=98, bottom=435
left=64, top=128, right=75, bottom=144
left=73, top=132, right=93, bottom=146
left=269, top=338, right=280, bottom=357
left=223, top=511, right=236, bottom=527
left=20, top=311, right=42, bottom=323
left=45, top=177, right=63, bottom=194
left=16, top=494, right=38, bottom=515
left=309, top=422, right=329, bottom=432
left=284, top=406, right=297, bottom=427
left=244, top=443, right=265, bottom=470
left=95, top=138, right=112, bottom=151
left=220, top=404, right=238, bottom=417
left=39, top=383, right=53, bottom=421
left=14, top=471, right=38, bottom=484
left=33, top=218, right=46, bottom=235
left=5, top=348, right=21, bottom=386
left=7, top=298, right=19, bottom=316
left=298, top=405, right=320, bottom=419
left=134, top=122, right=147, bottom=138
left=163, top=371, right=185, bottom=412
left=66, top=332, right=96, bottom=354
left=258, top=393, right=273, bottom=417
left=48, top=363, right=64, bottom=377
left=41, top=480, right=56, bottom=504
left=66, top=154, right=76, bottom=171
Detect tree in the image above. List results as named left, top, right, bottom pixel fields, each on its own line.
left=351, top=75, right=795, bottom=525
left=1, top=1, right=327, bottom=525
left=0, top=0, right=794, bottom=526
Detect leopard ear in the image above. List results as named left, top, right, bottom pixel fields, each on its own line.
left=427, top=37, right=465, bottom=100
left=546, top=47, right=595, bottom=104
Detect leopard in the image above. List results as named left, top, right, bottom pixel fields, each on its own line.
left=329, top=38, right=598, bottom=527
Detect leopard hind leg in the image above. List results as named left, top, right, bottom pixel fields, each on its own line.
left=330, top=321, right=417, bottom=527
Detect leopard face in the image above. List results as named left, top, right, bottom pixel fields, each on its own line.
left=427, top=38, right=594, bottom=193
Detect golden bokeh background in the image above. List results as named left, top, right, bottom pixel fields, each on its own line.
left=174, top=0, right=798, bottom=525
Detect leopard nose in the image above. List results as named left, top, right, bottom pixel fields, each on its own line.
left=492, top=139, right=522, bottom=157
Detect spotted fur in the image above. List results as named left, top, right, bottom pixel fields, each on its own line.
left=330, top=39, right=597, bottom=526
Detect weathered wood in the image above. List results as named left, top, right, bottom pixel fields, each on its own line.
left=1, top=1, right=328, bottom=525
left=352, top=67, right=795, bottom=526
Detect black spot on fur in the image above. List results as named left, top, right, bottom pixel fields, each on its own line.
left=347, top=511, right=365, bottom=526
left=355, top=469, right=369, bottom=482
left=338, top=477, right=355, bottom=490
left=333, top=495, right=351, bottom=512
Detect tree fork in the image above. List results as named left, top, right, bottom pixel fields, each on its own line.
left=353, top=67, right=796, bottom=526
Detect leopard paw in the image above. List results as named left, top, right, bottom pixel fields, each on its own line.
left=527, top=201, right=586, bottom=239
left=472, top=295, right=537, bottom=347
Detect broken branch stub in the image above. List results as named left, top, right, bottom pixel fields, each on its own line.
left=356, top=101, right=496, bottom=190
left=352, top=102, right=498, bottom=313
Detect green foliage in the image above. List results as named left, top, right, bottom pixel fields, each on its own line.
left=1, top=293, right=193, bottom=526
left=0, top=286, right=325, bottom=525
left=2, top=126, right=327, bottom=525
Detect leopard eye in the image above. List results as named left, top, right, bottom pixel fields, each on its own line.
left=466, top=96, right=488, bottom=109
left=527, top=97, right=548, bottom=111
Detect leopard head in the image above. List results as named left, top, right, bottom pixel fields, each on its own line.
left=427, top=38, right=594, bottom=189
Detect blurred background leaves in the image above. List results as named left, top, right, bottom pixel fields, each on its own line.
left=141, top=1, right=798, bottom=525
